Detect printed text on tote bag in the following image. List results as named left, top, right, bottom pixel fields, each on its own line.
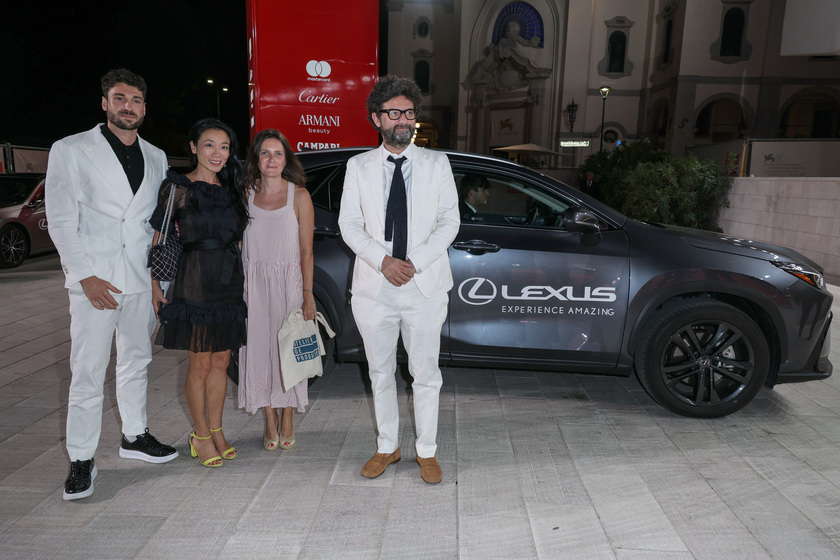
left=293, top=335, right=320, bottom=362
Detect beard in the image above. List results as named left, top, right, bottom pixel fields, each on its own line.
left=106, top=109, right=143, bottom=131
left=380, top=124, right=413, bottom=149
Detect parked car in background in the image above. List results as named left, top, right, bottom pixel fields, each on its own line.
left=298, top=148, right=833, bottom=418
left=0, top=174, right=52, bottom=268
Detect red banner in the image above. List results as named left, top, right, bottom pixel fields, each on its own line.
left=246, top=0, right=380, bottom=151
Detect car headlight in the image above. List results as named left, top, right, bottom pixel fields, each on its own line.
left=772, top=261, right=825, bottom=289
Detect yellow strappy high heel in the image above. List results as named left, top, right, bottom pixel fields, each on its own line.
left=210, top=427, right=237, bottom=459
left=189, top=432, right=223, bottom=467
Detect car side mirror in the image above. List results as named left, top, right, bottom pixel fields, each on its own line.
left=563, top=206, right=600, bottom=234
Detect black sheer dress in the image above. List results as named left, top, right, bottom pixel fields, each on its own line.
left=150, top=170, right=247, bottom=352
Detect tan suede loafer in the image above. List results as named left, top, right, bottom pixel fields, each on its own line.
left=361, top=448, right=401, bottom=478
left=416, top=456, right=442, bottom=484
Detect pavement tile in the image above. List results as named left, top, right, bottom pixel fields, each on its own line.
left=2, top=256, right=840, bottom=558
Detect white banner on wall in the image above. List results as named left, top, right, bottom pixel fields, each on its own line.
left=749, top=140, right=840, bottom=177
left=688, top=139, right=840, bottom=178
left=13, top=148, right=49, bottom=173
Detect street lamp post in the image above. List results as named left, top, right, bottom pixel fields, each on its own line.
left=566, top=99, right=578, bottom=133
left=206, top=79, right=229, bottom=119
left=598, top=86, right=611, bottom=152
left=566, top=99, right=579, bottom=167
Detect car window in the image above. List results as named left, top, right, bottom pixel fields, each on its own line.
left=302, top=157, right=605, bottom=232
left=453, top=168, right=572, bottom=229
left=0, top=178, right=36, bottom=208
left=305, top=164, right=346, bottom=213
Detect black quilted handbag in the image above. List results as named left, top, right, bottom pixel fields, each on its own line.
left=147, top=185, right=182, bottom=281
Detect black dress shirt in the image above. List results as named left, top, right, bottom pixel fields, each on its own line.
left=100, top=124, right=145, bottom=195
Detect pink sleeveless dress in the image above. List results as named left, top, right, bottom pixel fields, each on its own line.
left=238, top=184, right=308, bottom=413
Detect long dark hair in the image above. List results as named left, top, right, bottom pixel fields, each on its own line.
left=244, top=129, right=306, bottom=193
left=187, top=118, right=248, bottom=230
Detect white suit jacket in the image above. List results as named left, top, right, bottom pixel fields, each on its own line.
left=338, top=143, right=460, bottom=300
left=46, top=124, right=168, bottom=293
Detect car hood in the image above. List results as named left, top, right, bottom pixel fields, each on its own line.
left=0, top=205, right=24, bottom=217
left=644, top=221, right=824, bottom=271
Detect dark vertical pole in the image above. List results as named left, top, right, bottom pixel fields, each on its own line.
left=599, top=96, right=606, bottom=152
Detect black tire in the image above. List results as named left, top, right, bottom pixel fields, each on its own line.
left=635, top=300, right=769, bottom=418
left=0, top=224, right=29, bottom=269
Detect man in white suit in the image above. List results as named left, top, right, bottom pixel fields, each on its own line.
left=339, top=76, right=460, bottom=484
left=46, top=68, right=177, bottom=501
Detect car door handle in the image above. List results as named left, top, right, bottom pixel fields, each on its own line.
left=452, top=240, right=501, bottom=255
left=314, top=225, right=341, bottom=238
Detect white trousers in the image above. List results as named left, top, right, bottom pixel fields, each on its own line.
left=66, top=288, right=155, bottom=461
left=351, top=279, right=447, bottom=458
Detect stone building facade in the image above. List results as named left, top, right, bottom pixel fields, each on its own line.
left=384, top=0, right=840, bottom=171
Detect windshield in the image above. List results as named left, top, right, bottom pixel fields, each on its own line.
left=0, top=178, right=37, bottom=208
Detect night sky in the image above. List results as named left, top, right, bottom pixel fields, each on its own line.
left=1, top=1, right=249, bottom=158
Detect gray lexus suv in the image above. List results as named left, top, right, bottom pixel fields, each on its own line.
left=298, top=148, right=832, bottom=418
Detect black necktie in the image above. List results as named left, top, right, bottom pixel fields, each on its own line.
left=385, top=155, right=408, bottom=260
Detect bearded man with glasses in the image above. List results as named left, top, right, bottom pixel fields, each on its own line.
left=338, top=75, right=460, bottom=484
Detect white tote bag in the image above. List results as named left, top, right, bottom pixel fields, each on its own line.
left=277, top=308, right=335, bottom=390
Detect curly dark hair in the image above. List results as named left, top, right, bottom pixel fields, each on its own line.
left=244, top=129, right=306, bottom=193
left=365, top=75, right=422, bottom=129
left=187, top=118, right=249, bottom=230
left=100, top=68, right=147, bottom=99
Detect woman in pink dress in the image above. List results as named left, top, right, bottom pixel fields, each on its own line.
left=238, top=129, right=316, bottom=450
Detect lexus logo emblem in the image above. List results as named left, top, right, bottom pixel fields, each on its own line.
left=458, top=277, right=497, bottom=306
left=306, top=60, right=332, bottom=78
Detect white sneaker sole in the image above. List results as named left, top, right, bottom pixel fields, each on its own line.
left=119, top=448, right=179, bottom=464
left=62, top=464, right=98, bottom=501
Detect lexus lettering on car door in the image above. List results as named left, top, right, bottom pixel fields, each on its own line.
left=447, top=169, right=630, bottom=370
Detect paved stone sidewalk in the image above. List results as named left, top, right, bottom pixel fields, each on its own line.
left=1, top=254, right=840, bottom=559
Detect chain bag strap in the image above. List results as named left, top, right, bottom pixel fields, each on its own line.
left=147, top=184, right=183, bottom=281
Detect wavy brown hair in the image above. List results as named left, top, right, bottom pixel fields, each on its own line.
left=244, top=129, right=306, bottom=193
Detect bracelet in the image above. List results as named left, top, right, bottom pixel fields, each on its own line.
left=303, top=289, right=312, bottom=293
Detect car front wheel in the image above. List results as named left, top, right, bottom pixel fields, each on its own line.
left=0, top=225, right=29, bottom=269
left=635, top=300, right=770, bottom=418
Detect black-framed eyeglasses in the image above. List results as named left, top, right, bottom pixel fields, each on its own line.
left=378, top=108, right=418, bottom=121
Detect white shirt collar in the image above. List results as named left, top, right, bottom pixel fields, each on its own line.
left=379, top=142, right=413, bottom=165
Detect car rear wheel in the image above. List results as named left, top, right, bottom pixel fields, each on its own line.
left=635, top=300, right=769, bottom=418
left=0, top=225, right=29, bottom=269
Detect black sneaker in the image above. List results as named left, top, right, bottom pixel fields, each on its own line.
left=119, top=429, right=178, bottom=464
left=63, top=459, right=97, bottom=501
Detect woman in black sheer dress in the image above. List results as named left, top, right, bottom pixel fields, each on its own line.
left=150, top=118, right=248, bottom=467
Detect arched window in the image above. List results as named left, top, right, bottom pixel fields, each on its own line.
left=608, top=32, right=627, bottom=73
left=662, top=20, right=673, bottom=64
left=492, top=1, right=544, bottom=48
left=598, top=16, right=634, bottom=78
left=720, top=8, right=744, bottom=56
left=711, top=2, right=752, bottom=62
left=414, top=60, right=430, bottom=94
left=694, top=99, right=746, bottom=144
left=779, top=93, right=840, bottom=138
